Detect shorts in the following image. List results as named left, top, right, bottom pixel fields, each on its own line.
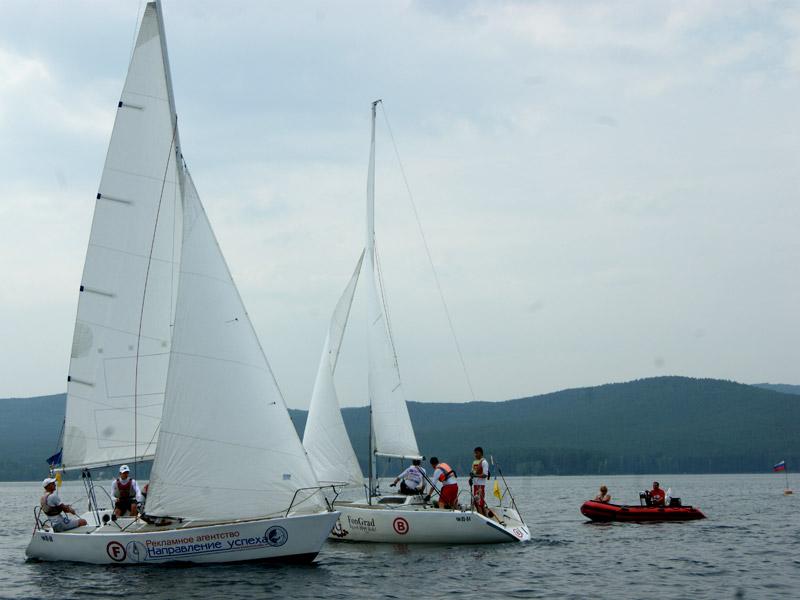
left=51, top=514, right=83, bottom=532
left=440, top=483, right=458, bottom=506
left=400, top=481, right=423, bottom=495
left=115, top=497, right=137, bottom=514
left=472, top=484, right=486, bottom=508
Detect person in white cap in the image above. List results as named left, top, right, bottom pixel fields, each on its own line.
left=40, top=478, right=88, bottom=532
left=111, top=465, right=144, bottom=517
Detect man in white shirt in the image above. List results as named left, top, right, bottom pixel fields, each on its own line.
left=111, top=465, right=144, bottom=517
left=389, top=459, right=426, bottom=495
left=40, top=477, right=88, bottom=532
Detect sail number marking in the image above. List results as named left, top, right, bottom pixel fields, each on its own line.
left=392, top=517, right=410, bottom=535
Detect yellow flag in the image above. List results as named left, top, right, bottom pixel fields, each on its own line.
left=493, top=480, right=502, bottom=500
left=55, top=471, right=63, bottom=488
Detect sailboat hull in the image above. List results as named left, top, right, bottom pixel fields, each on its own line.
left=329, top=502, right=529, bottom=544
left=26, top=511, right=339, bottom=565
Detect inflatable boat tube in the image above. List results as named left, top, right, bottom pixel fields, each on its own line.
left=580, top=500, right=706, bottom=522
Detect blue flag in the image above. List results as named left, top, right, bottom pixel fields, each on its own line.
left=46, top=449, right=63, bottom=467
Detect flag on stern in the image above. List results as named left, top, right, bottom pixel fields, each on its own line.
left=493, top=480, right=502, bottom=500
left=773, top=460, right=786, bottom=472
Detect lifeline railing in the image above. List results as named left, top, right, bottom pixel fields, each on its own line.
left=285, top=484, right=341, bottom=517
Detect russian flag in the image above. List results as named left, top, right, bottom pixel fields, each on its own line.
left=773, top=460, right=786, bottom=472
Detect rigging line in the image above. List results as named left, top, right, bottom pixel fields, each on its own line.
left=133, top=117, right=179, bottom=478
left=373, top=243, right=402, bottom=380
left=127, top=0, right=145, bottom=68
left=378, top=103, right=477, bottom=402
left=141, top=422, right=160, bottom=459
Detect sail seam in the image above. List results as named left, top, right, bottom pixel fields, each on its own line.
left=159, top=429, right=315, bottom=459
left=87, top=242, right=180, bottom=266
left=67, top=392, right=162, bottom=410
left=74, top=318, right=168, bottom=343
left=105, top=166, right=179, bottom=184
left=123, top=90, right=170, bottom=103
left=170, top=350, right=269, bottom=371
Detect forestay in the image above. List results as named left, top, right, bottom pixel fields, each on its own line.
left=303, top=252, right=365, bottom=488
left=365, top=103, right=420, bottom=460
left=145, top=174, right=324, bottom=521
left=62, top=2, right=181, bottom=470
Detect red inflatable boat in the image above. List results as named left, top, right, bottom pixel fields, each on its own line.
left=580, top=500, right=706, bottom=522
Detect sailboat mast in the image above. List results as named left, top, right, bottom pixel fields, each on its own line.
left=367, top=99, right=380, bottom=501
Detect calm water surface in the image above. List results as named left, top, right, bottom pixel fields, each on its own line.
left=1, top=474, right=797, bottom=599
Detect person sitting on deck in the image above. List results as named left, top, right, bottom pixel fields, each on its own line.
left=594, top=485, right=611, bottom=503
left=40, top=477, right=88, bottom=532
left=425, top=457, right=459, bottom=509
left=648, top=482, right=666, bottom=507
left=111, top=464, right=144, bottom=518
left=389, top=459, right=426, bottom=495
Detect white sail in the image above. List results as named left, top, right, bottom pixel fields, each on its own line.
left=145, top=173, right=324, bottom=520
left=365, top=102, right=420, bottom=460
left=62, top=2, right=181, bottom=470
left=303, top=252, right=365, bottom=487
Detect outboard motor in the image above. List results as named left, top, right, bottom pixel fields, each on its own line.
left=639, top=491, right=651, bottom=507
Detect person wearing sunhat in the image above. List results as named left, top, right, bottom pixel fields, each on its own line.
left=40, top=477, right=88, bottom=532
left=111, top=465, right=144, bottom=517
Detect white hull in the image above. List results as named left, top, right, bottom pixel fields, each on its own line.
left=26, top=511, right=339, bottom=565
left=329, top=500, right=529, bottom=544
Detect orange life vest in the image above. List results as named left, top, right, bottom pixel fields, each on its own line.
left=435, top=462, right=456, bottom=483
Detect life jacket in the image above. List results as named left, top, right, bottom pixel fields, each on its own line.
left=116, top=478, right=133, bottom=499
left=435, top=462, right=456, bottom=483
left=40, top=492, right=61, bottom=517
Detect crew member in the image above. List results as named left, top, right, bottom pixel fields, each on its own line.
left=594, top=485, right=611, bottom=503
left=425, top=457, right=458, bottom=509
left=112, top=465, right=144, bottom=517
left=389, top=459, right=426, bottom=495
left=40, top=477, right=88, bottom=532
left=649, top=481, right=666, bottom=507
left=470, top=446, right=495, bottom=518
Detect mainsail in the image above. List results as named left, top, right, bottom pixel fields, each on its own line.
left=303, top=252, right=365, bottom=488
left=365, top=101, right=420, bottom=460
left=62, top=2, right=181, bottom=470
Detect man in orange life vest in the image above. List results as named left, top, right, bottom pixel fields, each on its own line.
left=425, top=457, right=458, bottom=509
left=40, top=477, right=88, bottom=532
left=112, top=464, right=144, bottom=517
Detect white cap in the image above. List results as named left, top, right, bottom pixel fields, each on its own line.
left=42, top=477, right=57, bottom=488
left=119, top=465, right=130, bottom=474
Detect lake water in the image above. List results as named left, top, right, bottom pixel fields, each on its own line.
left=1, top=474, right=797, bottom=599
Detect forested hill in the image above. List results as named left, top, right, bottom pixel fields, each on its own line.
left=2, top=377, right=798, bottom=480
left=752, top=383, right=800, bottom=396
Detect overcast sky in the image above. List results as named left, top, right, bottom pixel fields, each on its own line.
left=1, top=1, right=799, bottom=408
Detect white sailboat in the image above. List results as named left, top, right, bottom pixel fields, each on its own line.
left=303, top=101, right=530, bottom=543
left=26, top=1, right=338, bottom=565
